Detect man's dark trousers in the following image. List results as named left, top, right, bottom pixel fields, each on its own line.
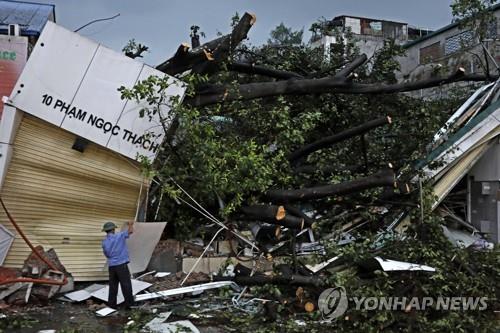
left=108, top=263, right=134, bottom=309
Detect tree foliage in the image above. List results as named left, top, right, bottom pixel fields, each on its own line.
left=451, top=0, right=499, bottom=39
left=268, top=22, right=304, bottom=46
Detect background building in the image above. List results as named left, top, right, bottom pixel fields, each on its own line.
left=310, top=15, right=432, bottom=61
left=397, top=4, right=500, bottom=98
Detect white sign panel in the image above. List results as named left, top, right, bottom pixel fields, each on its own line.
left=9, top=21, right=185, bottom=160
left=107, top=67, right=173, bottom=158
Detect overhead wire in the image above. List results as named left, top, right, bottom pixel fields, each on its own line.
left=167, top=176, right=259, bottom=251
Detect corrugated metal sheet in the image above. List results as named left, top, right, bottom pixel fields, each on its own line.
left=395, top=141, right=493, bottom=234
left=0, top=0, right=55, bottom=36
left=432, top=141, right=492, bottom=209
left=0, top=114, right=146, bottom=281
left=422, top=99, right=500, bottom=168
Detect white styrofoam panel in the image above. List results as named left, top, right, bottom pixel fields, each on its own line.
left=60, top=45, right=144, bottom=147
left=64, top=283, right=106, bottom=302
left=374, top=257, right=435, bottom=272
left=90, top=279, right=151, bottom=305
left=122, top=221, right=167, bottom=274
left=9, top=21, right=99, bottom=126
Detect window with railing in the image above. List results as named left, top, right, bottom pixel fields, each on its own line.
left=486, top=19, right=498, bottom=39
left=444, top=31, right=474, bottom=55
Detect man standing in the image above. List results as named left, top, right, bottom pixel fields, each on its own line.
left=101, top=221, right=135, bottom=309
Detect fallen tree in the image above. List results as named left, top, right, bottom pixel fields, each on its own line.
left=113, top=6, right=498, bottom=332
left=116, top=11, right=496, bottom=228
left=117, top=8, right=500, bottom=333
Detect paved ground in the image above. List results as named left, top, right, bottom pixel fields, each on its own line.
left=0, top=295, right=235, bottom=332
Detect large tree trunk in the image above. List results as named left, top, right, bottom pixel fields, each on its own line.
left=239, top=205, right=310, bottom=229
left=288, top=116, right=392, bottom=162
left=266, top=168, right=396, bottom=202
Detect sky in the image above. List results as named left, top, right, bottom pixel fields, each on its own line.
left=34, top=0, right=455, bottom=66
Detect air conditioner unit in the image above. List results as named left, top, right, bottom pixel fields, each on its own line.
left=8, top=24, right=20, bottom=36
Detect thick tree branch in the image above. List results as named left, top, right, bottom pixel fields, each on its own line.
left=185, top=68, right=490, bottom=107
left=288, top=116, right=392, bottom=162
left=293, top=162, right=380, bottom=175
left=156, top=12, right=256, bottom=75
left=334, top=54, right=368, bottom=78
left=228, top=62, right=304, bottom=79
left=156, top=43, right=203, bottom=75
left=240, top=205, right=285, bottom=221
left=193, top=13, right=256, bottom=74
left=266, top=169, right=396, bottom=203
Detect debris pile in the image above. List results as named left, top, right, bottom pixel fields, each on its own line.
left=0, top=246, right=72, bottom=306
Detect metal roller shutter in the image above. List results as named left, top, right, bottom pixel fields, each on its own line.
left=0, top=113, right=146, bottom=281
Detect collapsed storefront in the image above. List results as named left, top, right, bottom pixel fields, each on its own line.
left=0, top=21, right=185, bottom=281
